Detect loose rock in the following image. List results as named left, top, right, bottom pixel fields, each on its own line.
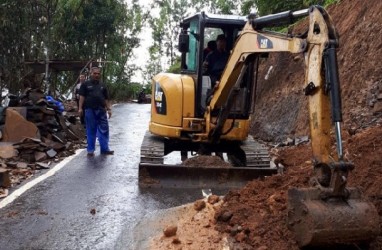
left=163, top=225, right=177, bottom=237
left=194, top=200, right=206, bottom=211
left=207, top=195, right=220, bottom=204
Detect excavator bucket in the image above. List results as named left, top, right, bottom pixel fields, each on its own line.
left=287, top=187, right=380, bottom=247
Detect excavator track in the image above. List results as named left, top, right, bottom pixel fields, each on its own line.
left=140, top=131, right=164, bottom=165
left=241, top=136, right=271, bottom=167
left=139, top=131, right=277, bottom=189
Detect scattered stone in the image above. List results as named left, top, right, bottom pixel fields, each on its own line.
left=285, top=137, right=294, bottom=146
left=16, top=162, right=28, bottom=169
left=2, top=109, right=40, bottom=142
left=217, top=211, right=233, bottom=222
left=194, top=200, right=206, bottom=211
left=35, top=151, right=47, bottom=162
left=230, top=225, right=241, bottom=236
left=278, top=163, right=285, bottom=174
left=235, top=231, right=247, bottom=242
left=42, top=138, right=65, bottom=151
left=270, top=161, right=277, bottom=169
left=294, top=135, right=309, bottom=145
left=0, top=143, right=17, bottom=159
left=6, top=161, right=17, bottom=168
left=172, top=237, right=181, bottom=244
left=373, top=102, right=382, bottom=114
left=90, top=208, right=96, bottom=215
left=369, top=100, right=376, bottom=107
left=207, top=195, right=220, bottom=204
left=202, top=188, right=212, bottom=198
left=0, top=188, right=9, bottom=198
left=36, top=162, right=50, bottom=169
left=46, top=149, right=57, bottom=158
left=52, top=133, right=66, bottom=144
left=0, top=168, right=11, bottom=188
left=163, top=225, right=177, bottom=237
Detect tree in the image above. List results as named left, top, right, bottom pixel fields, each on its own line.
left=0, top=0, right=145, bottom=100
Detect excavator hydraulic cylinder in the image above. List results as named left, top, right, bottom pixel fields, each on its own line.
left=324, top=46, right=343, bottom=123
left=252, top=9, right=309, bottom=29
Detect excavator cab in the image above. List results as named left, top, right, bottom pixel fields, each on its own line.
left=178, top=13, right=249, bottom=117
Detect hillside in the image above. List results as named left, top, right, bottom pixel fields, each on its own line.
left=251, top=0, right=382, bottom=142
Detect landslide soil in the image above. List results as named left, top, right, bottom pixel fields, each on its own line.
left=214, top=125, right=382, bottom=250
left=251, top=0, right=382, bottom=141
left=151, top=0, right=382, bottom=249
left=151, top=126, right=382, bottom=249
left=214, top=0, right=382, bottom=248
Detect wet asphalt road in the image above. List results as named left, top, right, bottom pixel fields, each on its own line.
left=0, top=103, right=219, bottom=250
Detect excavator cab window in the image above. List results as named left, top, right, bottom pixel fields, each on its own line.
left=179, top=13, right=247, bottom=117
left=179, top=18, right=199, bottom=73
left=186, top=20, right=198, bottom=72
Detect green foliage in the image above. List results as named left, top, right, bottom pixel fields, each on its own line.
left=167, top=57, right=181, bottom=74
left=108, top=81, right=142, bottom=102
left=1, top=0, right=145, bottom=101
left=247, top=0, right=340, bottom=16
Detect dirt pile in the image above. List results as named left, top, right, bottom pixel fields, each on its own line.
left=182, top=155, right=231, bottom=168
left=251, top=0, right=382, bottom=142
left=215, top=125, right=382, bottom=249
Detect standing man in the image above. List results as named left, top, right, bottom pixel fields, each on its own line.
left=75, top=73, right=86, bottom=125
left=78, top=67, right=114, bottom=156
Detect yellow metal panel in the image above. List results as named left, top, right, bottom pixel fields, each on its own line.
left=151, top=73, right=183, bottom=127
left=220, top=119, right=250, bottom=141
left=149, top=122, right=182, bottom=138
left=181, top=75, right=196, bottom=118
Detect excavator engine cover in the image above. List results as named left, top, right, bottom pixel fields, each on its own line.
left=287, top=187, right=379, bottom=247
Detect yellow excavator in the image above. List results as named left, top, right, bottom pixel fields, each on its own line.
left=139, top=6, right=379, bottom=247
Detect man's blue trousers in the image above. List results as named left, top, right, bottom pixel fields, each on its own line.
left=85, top=108, right=110, bottom=153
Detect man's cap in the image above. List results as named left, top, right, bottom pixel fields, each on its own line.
left=216, top=34, right=226, bottom=41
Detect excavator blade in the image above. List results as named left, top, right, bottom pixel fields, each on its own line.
left=287, top=187, right=379, bottom=247
left=139, top=163, right=277, bottom=188
left=139, top=131, right=277, bottom=188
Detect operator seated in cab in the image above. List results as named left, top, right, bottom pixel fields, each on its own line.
left=203, top=40, right=217, bottom=61
left=202, top=34, right=229, bottom=90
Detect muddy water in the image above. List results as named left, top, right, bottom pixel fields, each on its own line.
left=0, top=103, right=220, bottom=250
